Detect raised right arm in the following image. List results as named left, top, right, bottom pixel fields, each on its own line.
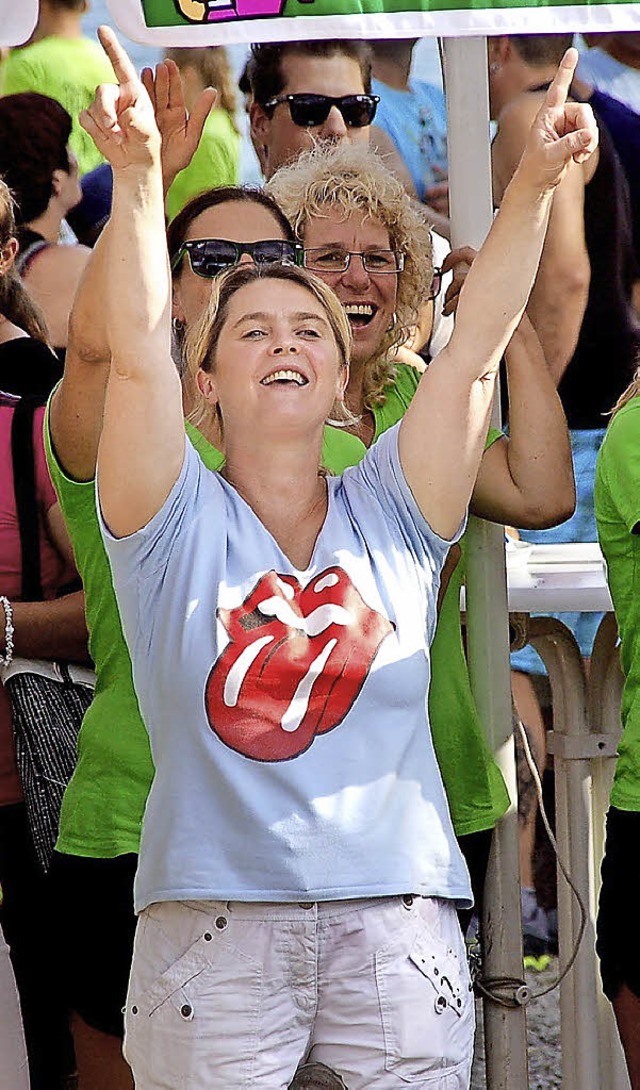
left=50, top=57, right=215, bottom=482
left=79, top=29, right=185, bottom=539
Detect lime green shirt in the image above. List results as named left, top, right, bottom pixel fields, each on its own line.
left=595, top=398, right=640, bottom=812
left=373, top=365, right=510, bottom=834
left=45, top=415, right=365, bottom=857
left=166, top=110, right=240, bottom=222
left=1, top=37, right=116, bottom=176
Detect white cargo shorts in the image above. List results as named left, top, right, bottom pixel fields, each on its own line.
left=124, top=893, right=474, bottom=1089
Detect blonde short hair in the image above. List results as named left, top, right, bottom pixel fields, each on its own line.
left=267, top=142, right=433, bottom=407
left=184, top=262, right=353, bottom=430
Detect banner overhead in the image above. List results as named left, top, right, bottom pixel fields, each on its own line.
left=106, top=0, right=640, bottom=45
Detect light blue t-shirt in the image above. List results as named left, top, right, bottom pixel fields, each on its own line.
left=576, top=47, right=640, bottom=114
left=100, top=426, right=471, bottom=913
left=372, top=77, right=448, bottom=201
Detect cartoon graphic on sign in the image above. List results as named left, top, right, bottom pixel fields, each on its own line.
left=205, top=567, right=394, bottom=762
left=174, top=0, right=288, bottom=21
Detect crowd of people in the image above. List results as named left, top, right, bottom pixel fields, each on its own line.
left=0, top=3, right=639, bottom=1089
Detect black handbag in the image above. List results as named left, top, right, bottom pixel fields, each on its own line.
left=1, top=396, right=95, bottom=871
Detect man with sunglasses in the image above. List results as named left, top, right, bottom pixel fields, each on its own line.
left=247, top=40, right=378, bottom=180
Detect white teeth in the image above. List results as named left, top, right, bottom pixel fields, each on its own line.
left=344, top=304, right=374, bottom=316
left=261, top=369, right=307, bottom=386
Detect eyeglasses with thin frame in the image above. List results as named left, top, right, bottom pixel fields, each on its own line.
left=262, top=93, right=379, bottom=129
left=429, top=266, right=444, bottom=300
left=170, top=238, right=304, bottom=279
left=303, top=247, right=405, bottom=275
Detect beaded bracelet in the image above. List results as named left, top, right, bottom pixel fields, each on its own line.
left=0, top=596, right=14, bottom=669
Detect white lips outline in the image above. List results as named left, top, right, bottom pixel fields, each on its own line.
left=221, top=586, right=356, bottom=733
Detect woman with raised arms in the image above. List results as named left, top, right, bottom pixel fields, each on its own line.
left=83, top=27, right=597, bottom=1090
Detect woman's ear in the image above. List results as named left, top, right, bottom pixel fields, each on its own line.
left=172, top=280, right=186, bottom=323
left=196, top=366, right=219, bottom=407
left=0, top=237, right=19, bottom=276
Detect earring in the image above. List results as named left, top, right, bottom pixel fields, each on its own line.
left=387, top=311, right=398, bottom=333
left=172, top=317, right=186, bottom=339
left=490, top=62, right=500, bottom=74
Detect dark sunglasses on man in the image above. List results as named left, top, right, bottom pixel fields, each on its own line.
left=262, top=93, right=379, bottom=129
left=170, top=238, right=304, bottom=279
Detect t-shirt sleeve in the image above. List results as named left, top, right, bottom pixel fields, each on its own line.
left=345, top=423, right=467, bottom=563
left=599, top=407, right=640, bottom=533
left=98, top=441, right=207, bottom=571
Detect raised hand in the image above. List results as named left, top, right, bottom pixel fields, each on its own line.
left=141, top=60, right=216, bottom=193
left=520, top=47, right=598, bottom=191
left=441, top=245, right=476, bottom=318
left=80, top=26, right=160, bottom=171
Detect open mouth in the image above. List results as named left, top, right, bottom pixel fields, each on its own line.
left=261, top=369, right=309, bottom=387
left=344, top=303, right=376, bottom=329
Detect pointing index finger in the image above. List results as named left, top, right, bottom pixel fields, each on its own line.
left=544, top=47, right=578, bottom=110
left=98, top=24, right=138, bottom=86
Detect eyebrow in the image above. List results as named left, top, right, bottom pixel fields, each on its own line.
left=232, top=310, right=330, bottom=328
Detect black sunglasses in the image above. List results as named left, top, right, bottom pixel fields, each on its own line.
left=170, top=238, right=304, bottom=279
left=263, top=93, right=379, bottom=129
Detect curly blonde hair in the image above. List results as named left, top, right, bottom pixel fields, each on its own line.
left=267, top=142, right=433, bottom=407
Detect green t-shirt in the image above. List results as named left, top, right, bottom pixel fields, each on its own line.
left=595, top=398, right=640, bottom=812
left=1, top=37, right=116, bottom=176
left=45, top=414, right=364, bottom=857
left=166, top=110, right=240, bottom=223
left=373, top=364, right=510, bottom=835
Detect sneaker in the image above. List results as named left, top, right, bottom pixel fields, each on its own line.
left=524, top=952, right=552, bottom=973
left=521, top=886, right=550, bottom=958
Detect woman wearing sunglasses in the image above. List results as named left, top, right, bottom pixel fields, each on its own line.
left=84, top=28, right=595, bottom=1090
left=268, top=141, right=575, bottom=926
left=44, top=61, right=364, bottom=1090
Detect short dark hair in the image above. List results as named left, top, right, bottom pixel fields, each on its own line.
left=0, top=93, right=71, bottom=224
left=166, top=185, right=295, bottom=268
left=509, top=34, right=574, bottom=67
left=247, top=40, right=372, bottom=105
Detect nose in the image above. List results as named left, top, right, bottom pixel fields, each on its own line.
left=272, top=341, right=298, bottom=355
left=319, top=104, right=349, bottom=140
left=238, top=252, right=255, bottom=267
left=341, top=253, right=370, bottom=290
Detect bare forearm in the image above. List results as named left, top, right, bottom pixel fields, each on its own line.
left=67, top=224, right=112, bottom=364
left=107, top=164, right=170, bottom=375
left=450, top=170, right=553, bottom=377
left=502, top=317, right=575, bottom=525
left=3, top=592, right=90, bottom=665
left=526, top=265, right=589, bottom=383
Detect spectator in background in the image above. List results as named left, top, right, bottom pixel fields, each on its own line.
left=0, top=180, right=62, bottom=397
left=162, top=47, right=240, bottom=221
left=0, top=0, right=115, bottom=177
left=246, top=40, right=377, bottom=180
left=489, top=31, right=640, bottom=956
left=577, top=32, right=640, bottom=114
left=0, top=93, right=90, bottom=362
left=0, top=182, right=87, bottom=1090
left=369, top=38, right=449, bottom=215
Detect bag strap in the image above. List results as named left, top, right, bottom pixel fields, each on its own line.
left=11, top=396, right=45, bottom=602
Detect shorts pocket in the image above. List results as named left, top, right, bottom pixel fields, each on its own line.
left=124, top=904, right=262, bottom=1088
left=375, top=910, right=474, bottom=1085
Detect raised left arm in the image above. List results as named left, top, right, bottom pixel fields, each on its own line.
left=470, top=313, right=575, bottom=528
left=398, top=48, right=597, bottom=540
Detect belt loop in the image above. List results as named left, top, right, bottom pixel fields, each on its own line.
left=402, top=894, right=414, bottom=910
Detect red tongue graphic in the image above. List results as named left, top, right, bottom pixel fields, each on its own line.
left=205, top=567, right=394, bottom=761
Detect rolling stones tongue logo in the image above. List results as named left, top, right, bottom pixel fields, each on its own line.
left=205, top=567, right=394, bottom=761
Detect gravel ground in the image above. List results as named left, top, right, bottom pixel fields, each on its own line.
left=471, top=960, right=561, bottom=1089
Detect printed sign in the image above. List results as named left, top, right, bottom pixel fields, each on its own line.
left=107, top=0, right=639, bottom=45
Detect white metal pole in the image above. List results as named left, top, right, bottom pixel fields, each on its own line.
left=441, top=35, right=529, bottom=1090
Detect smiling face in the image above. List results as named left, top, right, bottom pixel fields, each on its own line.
left=302, top=208, right=399, bottom=374
left=172, top=200, right=290, bottom=328
left=198, top=277, right=347, bottom=439
left=251, top=51, right=371, bottom=181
